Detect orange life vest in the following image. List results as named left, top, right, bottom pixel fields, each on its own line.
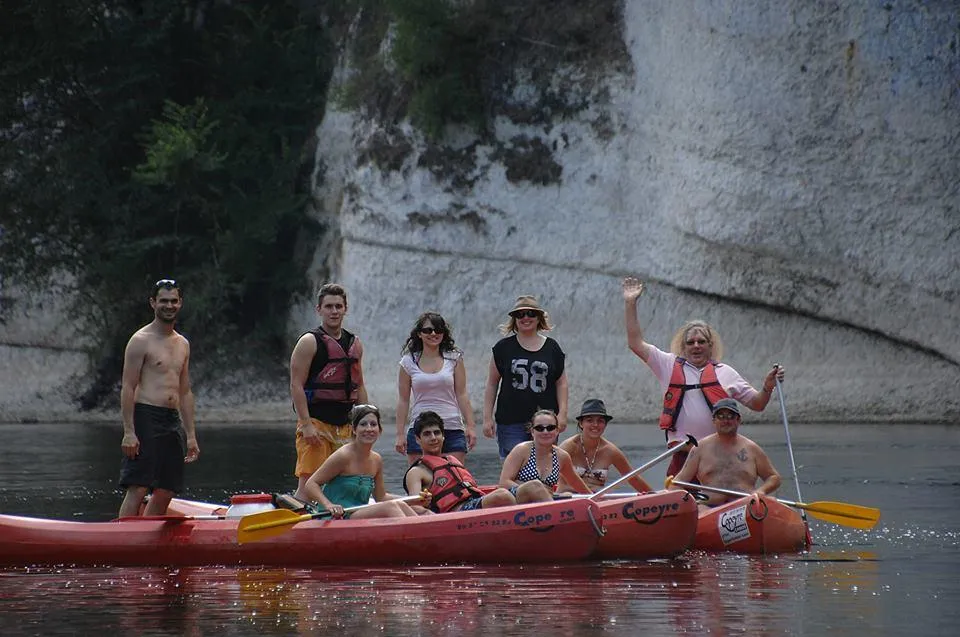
left=406, top=454, right=484, bottom=513
left=659, top=358, right=729, bottom=431
left=304, top=328, right=360, bottom=404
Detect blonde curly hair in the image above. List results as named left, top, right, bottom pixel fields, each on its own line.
left=669, top=320, right=724, bottom=361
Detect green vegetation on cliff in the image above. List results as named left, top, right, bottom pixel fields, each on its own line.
left=0, top=0, right=334, bottom=405
left=341, top=0, right=628, bottom=140
left=0, top=0, right=627, bottom=407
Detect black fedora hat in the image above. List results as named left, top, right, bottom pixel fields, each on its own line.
left=576, top=398, right=613, bottom=422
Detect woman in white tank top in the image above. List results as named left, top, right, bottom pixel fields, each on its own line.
left=395, top=312, right=477, bottom=465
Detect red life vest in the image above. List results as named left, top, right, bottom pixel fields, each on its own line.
left=659, top=358, right=729, bottom=431
left=304, top=328, right=360, bottom=404
left=407, top=454, right=484, bottom=513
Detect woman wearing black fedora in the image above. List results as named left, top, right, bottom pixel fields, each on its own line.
left=482, top=294, right=568, bottom=460
left=556, top=398, right=654, bottom=493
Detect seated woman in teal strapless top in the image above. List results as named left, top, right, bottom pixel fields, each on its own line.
left=322, top=474, right=375, bottom=509
left=300, top=405, right=426, bottom=519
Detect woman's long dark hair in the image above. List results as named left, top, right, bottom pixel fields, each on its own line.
left=402, top=311, right=458, bottom=357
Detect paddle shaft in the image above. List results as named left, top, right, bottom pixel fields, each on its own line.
left=672, top=479, right=779, bottom=502
left=262, top=495, right=420, bottom=531
left=775, top=376, right=806, bottom=509
left=591, top=434, right=697, bottom=499
left=560, top=492, right=637, bottom=499
left=117, top=515, right=225, bottom=522
left=669, top=479, right=880, bottom=528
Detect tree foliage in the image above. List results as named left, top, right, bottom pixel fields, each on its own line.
left=0, top=0, right=627, bottom=407
left=0, top=0, right=332, bottom=407
left=340, top=0, right=628, bottom=140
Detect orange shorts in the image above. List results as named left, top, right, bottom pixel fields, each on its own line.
left=294, top=418, right=354, bottom=478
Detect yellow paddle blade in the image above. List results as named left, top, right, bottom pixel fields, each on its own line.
left=236, top=509, right=316, bottom=544
left=796, top=501, right=881, bottom=530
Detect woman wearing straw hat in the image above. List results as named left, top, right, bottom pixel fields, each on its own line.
left=557, top=398, right=653, bottom=493
left=482, top=295, right=568, bottom=460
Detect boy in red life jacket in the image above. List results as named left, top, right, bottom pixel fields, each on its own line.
left=291, top=283, right=368, bottom=500
left=403, top=411, right=519, bottom=513
left=622, top=277, right=785, bottom=479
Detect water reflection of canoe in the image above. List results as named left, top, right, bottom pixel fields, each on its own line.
left=0, top=498, right=603, bottom=568
left=590, top=489, right=698, bottom=559
left=694, top=496, right=810, bottom=554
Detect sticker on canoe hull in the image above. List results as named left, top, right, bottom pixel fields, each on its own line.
left=718, top=505, right=751, bottom=545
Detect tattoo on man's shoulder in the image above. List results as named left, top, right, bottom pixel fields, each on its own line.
left=736, top=448, right=748, bottom=462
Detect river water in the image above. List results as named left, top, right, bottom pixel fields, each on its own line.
left=0, top=420, right=957, bottom=636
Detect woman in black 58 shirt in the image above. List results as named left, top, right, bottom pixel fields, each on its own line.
left=482, top=295, right=568, bottom=459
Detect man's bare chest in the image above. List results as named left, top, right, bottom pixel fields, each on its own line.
left=701, top=446, right=753, bottom=478
left=143, top=341, right=186, bottom=376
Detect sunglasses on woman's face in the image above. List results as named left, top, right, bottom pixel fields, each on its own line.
left=532, top=424, right=558, bottom=432
left=511, top=310, right=540, bottom=319
left=419, top=327, right=444, bottom=335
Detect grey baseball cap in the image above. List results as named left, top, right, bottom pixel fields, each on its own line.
left=711, top=398, right=741, bottom=416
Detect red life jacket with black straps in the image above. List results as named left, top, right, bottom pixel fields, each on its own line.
left=304, top=328, right=360, bottom=404
left=659, top=357, right=730, bottom=432
left=406, top=454, right=484, bottom=513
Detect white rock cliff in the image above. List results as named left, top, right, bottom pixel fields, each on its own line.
left=2, top=1, right=957, bottom=423
left=301, top=1, right=960, bottom=423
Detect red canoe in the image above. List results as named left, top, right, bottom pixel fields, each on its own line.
left=177, top=490, right=699, bottom=561
left=591, top=489, right=698, bottom=560
left=0, top=498, right=603, bottom=568
left=693, top=495, right=811, bottom=554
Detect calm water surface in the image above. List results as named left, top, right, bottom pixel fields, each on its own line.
left=0, top=421, right=957, bottom=636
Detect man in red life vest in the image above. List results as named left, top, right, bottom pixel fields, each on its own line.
left=404, top=411, right=526, bottom=512
left=291, top=283, right=368, bottom=499
left=622, top=277, right=785, bottom=479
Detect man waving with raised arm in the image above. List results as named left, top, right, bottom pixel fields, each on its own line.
left=622, top=276, right=784, bottom=479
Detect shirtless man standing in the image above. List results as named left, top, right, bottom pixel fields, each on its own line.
left=668, top=398, right=780, bottom=507
left=118, top=279, right=199, bottom=517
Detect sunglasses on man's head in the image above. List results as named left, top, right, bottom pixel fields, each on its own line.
left=419, top=327, right=444, bottom=335
left=532, top=424, right=558, bottom=432
left=511, top=310, right=541, bottom=319
left=155, top=278, right=177, bottom=289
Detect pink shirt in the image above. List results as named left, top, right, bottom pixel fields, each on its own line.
left=645, top=345, right=759, bottom=445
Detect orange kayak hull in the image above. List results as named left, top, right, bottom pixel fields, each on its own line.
left=592, top=490, right=698, bottom=560
left=694, top=496, right=811, bottom=554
